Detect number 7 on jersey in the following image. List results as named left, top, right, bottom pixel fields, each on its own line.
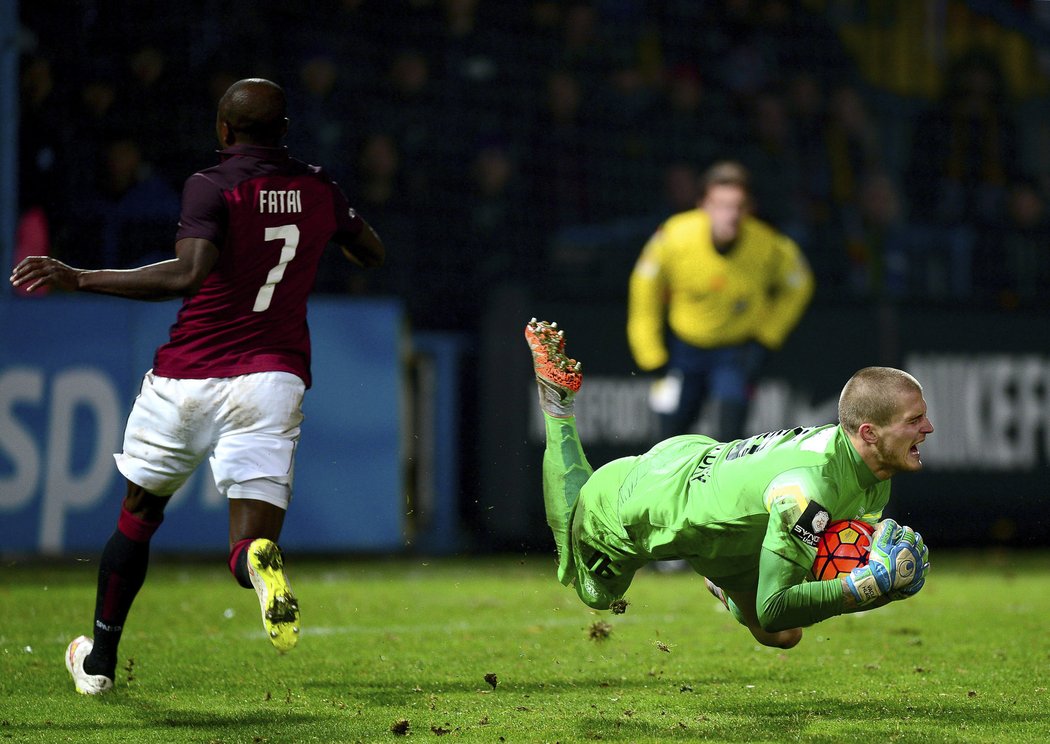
left=254, top=224, right=300, bottom=312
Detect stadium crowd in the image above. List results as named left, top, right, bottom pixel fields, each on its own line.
left=16, top=0, right=1050, bottom=335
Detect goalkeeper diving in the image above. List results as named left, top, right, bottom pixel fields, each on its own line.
left=526, top=319, right=930, bottom=648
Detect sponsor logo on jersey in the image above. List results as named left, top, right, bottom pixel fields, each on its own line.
left=792, top=500, right=829, bottom=547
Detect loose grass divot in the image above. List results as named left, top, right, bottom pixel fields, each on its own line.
left=588, top=621, right=613, bottom=641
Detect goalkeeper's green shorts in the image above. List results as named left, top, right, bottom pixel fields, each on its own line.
left=569, top=457, right=648, bottom=610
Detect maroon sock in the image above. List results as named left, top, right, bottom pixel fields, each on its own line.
left=84, top=508, right=162, bottom=677
left=229, top=538, right=254, bottom=589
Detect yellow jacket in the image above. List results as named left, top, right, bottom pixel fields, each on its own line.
left=628, top=209, right=814, bottom=371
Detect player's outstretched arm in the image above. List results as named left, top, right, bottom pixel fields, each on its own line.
left=10, top=238, right=219, bottom=300
left=756, top=548, right=854, bottom=632
left=754, top=520, right=929, bottom=634
left=338, top=219, right=385, bottom=269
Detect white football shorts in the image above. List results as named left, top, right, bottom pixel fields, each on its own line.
left=114, top=370, right=306, bottom=509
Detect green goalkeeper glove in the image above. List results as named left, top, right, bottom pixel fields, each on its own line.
left=844, top=519, right=924, bottom=605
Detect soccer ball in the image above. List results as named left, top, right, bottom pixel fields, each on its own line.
left=811, top=520, right=874, bottom=580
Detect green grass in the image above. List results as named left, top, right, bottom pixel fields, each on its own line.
left=1, top=552, right=1048, bottom=743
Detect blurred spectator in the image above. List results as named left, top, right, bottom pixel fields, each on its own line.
left=653, top=0, right=708, bottom=73
left=844, top=171, right=976, bottom=302
left=111, top=43, right=191, bottom=185
left=737, top=88, right=807, bottom=241
left=588, top=49, right=662, bottom=219
left=906, top=50, right=1019, bottom=228
left=18, top=54, right=67, bottom=234
left=14, top=55, right=58, bottom=295
left=819, top=82, right=885, bottom=289
left=69, top=137, right=180, bottom=269
left=840, top=171, right=907, bottom=297
left=285, top=52, right=358, bottom=181
left=62, top=63, right=124, bottom=242
left=460, top=137, right=531, bottom=285
left=752, top=0, right=853, bottom=84
left=76, top=65, right=121, bottom=146
left=524, top=69, right=592, bottom=237
left=19, top=54, right=63, bottom=205
left=786, top=70, right=830, bottom=211
left=263, top=0, right=385, bottom=90
left=316, top=132, right=417, bottom=305
left=651, top=64, right=732, bottom=180
left=370, top=47, right=447, bottom=204
left=826, top=83, right=883, bottom=210
left=557, top=1, right=609, bottom=87
left=996, top=178, right=1050, bottom=307
left=503, top=0, right=564, bottom=111
left=414, top=0, right=517, bottom=149
left=189, top=0, right=272, bottom=72
left=907, top=50, right=1022, bottom=304
left=409, top=135, right=529, bottom=332
left=707, top=0, right=777, bottom=105
left=17, top=52, right=71, bottom=287
left=174, top=63, right=249, bottom=177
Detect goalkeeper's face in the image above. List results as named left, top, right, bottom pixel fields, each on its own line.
left=873, top=390, right=934, bottom=475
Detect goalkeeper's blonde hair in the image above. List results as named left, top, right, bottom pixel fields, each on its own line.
left=838, top=367, right=922, bottom=434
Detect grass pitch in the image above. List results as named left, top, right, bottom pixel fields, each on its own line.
left=1, top=551, right=1048, bottom=743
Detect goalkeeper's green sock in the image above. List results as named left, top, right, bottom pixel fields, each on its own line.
left=725, top=596, right=747, bottom=627
left=542, top=412, right=593, bottom=586
left=705, top=578, right=748, bottom=627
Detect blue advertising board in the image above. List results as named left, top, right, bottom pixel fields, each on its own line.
left=0, top=295, right=404, bottom=554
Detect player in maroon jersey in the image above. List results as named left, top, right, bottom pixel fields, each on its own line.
left=11, top=78, right=385, bottom=694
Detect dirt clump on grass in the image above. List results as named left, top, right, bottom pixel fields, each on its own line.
left=588, top=620, right=613, bottom=641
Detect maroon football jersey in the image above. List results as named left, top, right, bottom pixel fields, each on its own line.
left=152, top=145, right=362, bottom=388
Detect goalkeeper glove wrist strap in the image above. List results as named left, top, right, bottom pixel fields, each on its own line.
left=845, top=566, right=885, bottom=605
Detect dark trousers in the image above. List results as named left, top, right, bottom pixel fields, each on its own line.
left=657, top=337, right=766, bottom=441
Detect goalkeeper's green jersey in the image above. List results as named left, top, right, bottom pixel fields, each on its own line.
left=579, top=424, right=889, bottom=629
